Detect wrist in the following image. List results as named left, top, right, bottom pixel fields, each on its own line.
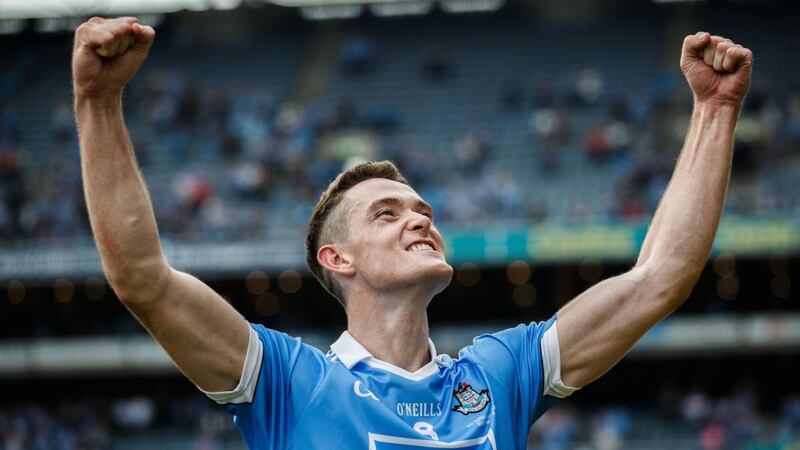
left=691, top=98, right=740, bottom=131
left=74, top=90, right=123, bottom=111
left=693, top=96, right=742, bottom=113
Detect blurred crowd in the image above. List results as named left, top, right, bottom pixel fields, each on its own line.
left=0, top=100, right=88, bottom=248
left=525, top=70, right=800, bottom=223
left=0, top=395, right=235, bottom=450
left=530, top=384, right=800, bottom=450
left=2, top=24, right=800, bottom=250
left=2, top=386, right=800, bottom=450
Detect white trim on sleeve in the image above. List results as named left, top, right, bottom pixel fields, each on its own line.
left=540, top=320, right=579, bottom=399
left=201, top=326, right=263, bottom=405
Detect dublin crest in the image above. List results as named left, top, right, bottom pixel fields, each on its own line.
left=452, top=382, right=491, bottom=415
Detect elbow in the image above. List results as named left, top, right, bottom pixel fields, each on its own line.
left=659, top=282, right=695, bottom=308
left=633, top=259, right=701, bottom=310
left=105, top=258, right=172, bottom=306
left=108, top=277, right=144, bottom=306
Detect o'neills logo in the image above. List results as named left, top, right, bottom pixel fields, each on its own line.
left=396, top=402, right=443, bottom=417
left=452, top=382, right=490, bottom=415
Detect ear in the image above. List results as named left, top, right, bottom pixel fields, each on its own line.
left=317, top=244, right=356, bottom=278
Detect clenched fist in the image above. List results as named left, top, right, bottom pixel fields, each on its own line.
left=72, top=17, right=155, bottom=98
left=681, top=32, right=753, bottom=107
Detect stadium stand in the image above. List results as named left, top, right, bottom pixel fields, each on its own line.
left=1, top=5, right=799, bottom=249
left=1, top=1, right=799, bottom=449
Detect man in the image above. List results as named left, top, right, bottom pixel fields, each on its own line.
left=73, top=16, right=752, bottom=449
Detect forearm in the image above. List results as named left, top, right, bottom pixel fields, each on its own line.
left=636, top=101, right=739, bottom=298
left=76, top=94, right=169, bottom=302
left=559, top=103, right=739, bottom=387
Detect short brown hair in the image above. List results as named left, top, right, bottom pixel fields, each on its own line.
left=305, top=160, right=409, bottom=306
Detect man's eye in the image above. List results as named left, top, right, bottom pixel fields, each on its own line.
left=376, top=209, right=394, bottom=218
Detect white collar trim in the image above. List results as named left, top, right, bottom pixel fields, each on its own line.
left=330, top=331, right=440, bottom=381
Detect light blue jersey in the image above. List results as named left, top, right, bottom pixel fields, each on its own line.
left=202, top=315, right=577, bottom=450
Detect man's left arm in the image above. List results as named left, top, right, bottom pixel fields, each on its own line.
left=555, top=32, right=753, bottom=389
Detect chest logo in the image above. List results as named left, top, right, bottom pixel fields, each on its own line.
left=452, top=382, right=491, bottom=415
left=354, top=380, right=379, bottom=401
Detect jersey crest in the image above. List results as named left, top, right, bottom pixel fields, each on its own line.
left=452, top=382, right=490, bottom=415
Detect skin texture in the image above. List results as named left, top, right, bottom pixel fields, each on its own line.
left=73, top=17, right=249, bottom=392
left=74, top=17, right=752, bottom=397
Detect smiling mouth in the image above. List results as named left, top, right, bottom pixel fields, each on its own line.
left=408, top=242, right=436, bottom=252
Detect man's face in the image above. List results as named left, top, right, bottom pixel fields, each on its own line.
left=339, top=178, right=453, bottom=296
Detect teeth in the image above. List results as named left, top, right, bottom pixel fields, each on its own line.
left=409, top=243, right=434, bottom=252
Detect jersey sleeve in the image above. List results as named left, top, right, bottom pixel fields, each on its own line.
left=197, top=323, right=327, bottom=450
left=459, top=314, right=578, bottom=426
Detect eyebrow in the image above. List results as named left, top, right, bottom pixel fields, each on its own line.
left=367, top=197, right=433, bottom=216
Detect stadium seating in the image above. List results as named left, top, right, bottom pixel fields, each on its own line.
left=1, top=7, right=798, bottom=250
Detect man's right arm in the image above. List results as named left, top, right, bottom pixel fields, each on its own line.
left=73, top=17, right=250, bottom=392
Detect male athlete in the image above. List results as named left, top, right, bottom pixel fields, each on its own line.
left=73, top=16, right=752, bottom=450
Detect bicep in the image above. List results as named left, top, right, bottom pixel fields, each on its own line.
left=126, top=267, right=250, bottom=392
left=556, top=265, right=673, bottom=388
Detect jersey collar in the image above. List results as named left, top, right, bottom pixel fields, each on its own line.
left=330, top=331, right=441, bottom=381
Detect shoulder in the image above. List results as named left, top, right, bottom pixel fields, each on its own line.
left=249, top=323, right=328, bottom=367
left=459, top=315, right=557, bottom=362
left=452, top=315, right=561, bottom=397
left=204, top=324, right=329, bottom=405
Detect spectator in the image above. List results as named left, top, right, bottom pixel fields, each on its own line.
left=422, top=43, right=452, bottom=81
left=0, top=148, right=24, bottom=241
left=341, top=35, right=377, bottom=74
left=0, top=103, right=19, bottom=146
left=453, top=127, right=490, bottom=175
left=585, top=126, right=611, bottom=163
left=51, top=99, right=74, bottom=146
left=529, top=106, right=570, bottom=172
left=571, top=69, right=604, bottom=106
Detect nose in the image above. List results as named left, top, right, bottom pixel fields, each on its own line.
left=406, top=211, right=432, bottom=233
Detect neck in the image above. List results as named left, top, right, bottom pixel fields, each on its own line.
left=345, top=288, right=432, bottom=372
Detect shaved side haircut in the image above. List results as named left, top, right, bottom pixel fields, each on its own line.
left=305, top=160, right=409, bottom=306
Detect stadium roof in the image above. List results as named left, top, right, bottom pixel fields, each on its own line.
left=0, top=0, right=506, bottom=20
left=0, top=0, right=243, bottom=19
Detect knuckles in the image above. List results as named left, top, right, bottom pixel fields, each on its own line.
left=681, top=32, right=753, bottom=79
left=75, top=22, right=91, bottom=36
left=75, top=17, right=132, bottom=37
left=75, top=18, right=133, bottom=49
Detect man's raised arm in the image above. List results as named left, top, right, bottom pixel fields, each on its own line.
left=555, top=32, right=753, bottom=388
left=73, top=17, right=250, bottom=392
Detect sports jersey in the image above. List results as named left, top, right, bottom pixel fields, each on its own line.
left=201, top=315, right=577, bottom=450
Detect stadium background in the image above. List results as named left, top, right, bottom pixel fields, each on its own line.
left=1, top=0, right=799, bottom=448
